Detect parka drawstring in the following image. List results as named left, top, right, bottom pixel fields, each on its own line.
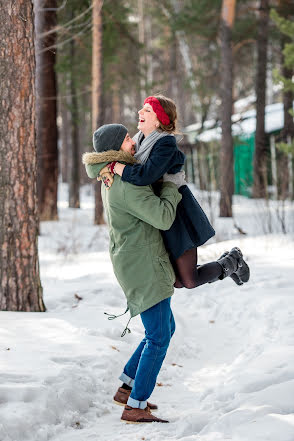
left=104, top=306, right=129, bottom=320
left=104, top=307, right=132, bottom=338
left=121, top=316, right=132, bottom=338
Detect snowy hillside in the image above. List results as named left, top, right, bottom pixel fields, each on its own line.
left=0, top=184, right=294, bottom=441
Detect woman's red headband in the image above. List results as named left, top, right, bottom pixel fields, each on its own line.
left=144, top=96, right=170, bottom=126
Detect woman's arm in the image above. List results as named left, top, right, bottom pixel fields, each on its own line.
left=119, top=137, right=178, bottom=186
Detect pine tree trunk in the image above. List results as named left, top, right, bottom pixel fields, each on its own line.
left=252, top=0, right=269, bottom=199
left=112, top=81, right=121, bottom=123
left=279, top=34, right=293, bottom=199
left=282, top=64, right=294, bottom=142
left=79, top=94, right=91, bottom=186
left=68, top=38, right=80, bottom=208
left=167, top=32, right=178, bottom=100
left=138, top=0, right=147, bottom=101
left=0, top=1, right=45, bottom=311
left=92, top=0, right=104, bottom=224
left=35, top=0, right=58, bottom=220
left=60, top=86, right=70, bottom=183
left=277, top=0, right=294, bottom=200
left=219, top=0, right=236, bottom=217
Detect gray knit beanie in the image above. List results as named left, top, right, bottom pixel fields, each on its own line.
left=93, top=124, right=128, bottom=153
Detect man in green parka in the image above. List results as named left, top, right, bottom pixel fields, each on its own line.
left=82, top=124, right=184, bottom=424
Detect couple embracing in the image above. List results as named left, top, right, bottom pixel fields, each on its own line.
left=82, top=94, right=249, bottom=424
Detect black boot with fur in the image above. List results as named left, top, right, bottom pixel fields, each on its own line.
left=217, top=247, right=250, bottom=285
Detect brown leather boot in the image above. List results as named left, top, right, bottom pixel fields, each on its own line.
left=113, top=387, right=158, bottom=410
left=121, top=405, right=169, bottom=424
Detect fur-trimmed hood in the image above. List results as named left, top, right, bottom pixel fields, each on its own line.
left=82, top=150, right=137, bottom=179
left=82, top=150, right=137, bottom=166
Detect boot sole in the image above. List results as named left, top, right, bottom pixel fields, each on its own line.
left=228, top=248, right=250, bottom=284
left=113, top=399, right=126, bottom=407
left=121, top=418, right=168, bottom=424
left=219, top=249, right=250, bottom=285
left=230, top=262, right=250, bottom=285
left=237, top=261, right=250, bottom=283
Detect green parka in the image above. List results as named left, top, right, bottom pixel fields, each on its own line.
left=82, top=150, right=182, bottom=317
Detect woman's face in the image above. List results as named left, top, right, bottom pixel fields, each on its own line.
left=120, top=133, right=136, bottom=156
left=138, top=103, right=159, bottom=136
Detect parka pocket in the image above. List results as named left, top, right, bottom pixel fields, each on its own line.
left=157, top=255, right=175, bottom=285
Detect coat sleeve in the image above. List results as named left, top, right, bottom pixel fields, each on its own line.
left=122, top=182, right=182, bottom=231
left=121, top=137, right=177, bottom=186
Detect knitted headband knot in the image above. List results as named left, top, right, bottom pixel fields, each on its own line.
left=144, top=96, right=170, bottom=126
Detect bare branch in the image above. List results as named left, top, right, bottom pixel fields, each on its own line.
left=37, top=21, right=92, bottom=54
left=38, top=4, right=93, bottom=38
left=233, top=38, right=255, bottom=54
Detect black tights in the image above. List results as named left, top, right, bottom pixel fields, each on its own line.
left=173, top=248, right=222, bottom=289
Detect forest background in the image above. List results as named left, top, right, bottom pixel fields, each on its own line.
left=1, top=3, right=294, bottom=440
left=0, top=0, right=294, bottom=310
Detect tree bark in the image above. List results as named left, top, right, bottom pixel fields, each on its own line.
left=68, top=37, right=80, bottom=208
left=35, top=0, right=58, bottom=220
left=92, top=0, right=104, bottom=224
left=252, top=0, right=269, bottom=199
left=278, top=33, right=294, bottom=200
left=138, top=0, right=146, bottom=101
left=0, top=1, right=45, bottom=311
left=167, top=32, right=178, bottom=101
left=219, top=0, right=236, bottom=217
left=112, top=80, right=121, bottom=123
left=59, top=83, right=70, bottom=183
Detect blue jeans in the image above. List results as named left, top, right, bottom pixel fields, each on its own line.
left=119, top=297, right=175, bottom=409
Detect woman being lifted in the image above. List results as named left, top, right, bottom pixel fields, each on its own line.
left=101, top=94, right=250, bottom=289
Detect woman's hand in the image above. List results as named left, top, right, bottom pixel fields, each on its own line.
left=97, top=162, right=126, bottom=189
left=113, top=162, right=126, bottom=176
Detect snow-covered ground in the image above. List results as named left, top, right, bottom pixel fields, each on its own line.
left=1, top=184, right=294, bottom=441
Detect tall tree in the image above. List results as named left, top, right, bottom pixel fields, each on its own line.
left=68, top=35, right=80, bottom=209
left=276, top=1, right=294, bottom=143
left=59, top=77, right=70, bottom=183
left=279, top=27, right=294, bottom=199
left=252, top=0, right=270, bottom=199
left=35, top=0, right=59, bottom=220
left=271, top=6, right=294, bottom=199
left=92, top=0, right=104, bottom=224
left=0, top=0, right=45, bottom=311
left=56, top=0, right=92, bottom=203
left=219, top=0, right=236, bottom=217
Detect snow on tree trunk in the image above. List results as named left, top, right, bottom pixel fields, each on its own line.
left=0, top=0, right=45, bottom=311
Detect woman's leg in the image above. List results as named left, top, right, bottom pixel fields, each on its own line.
left=127, top=297, right=173, bottom=409
left=175, top=248, right=222, bottom=289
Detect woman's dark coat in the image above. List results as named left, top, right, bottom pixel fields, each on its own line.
left=121, top=135, right=215, bottom=260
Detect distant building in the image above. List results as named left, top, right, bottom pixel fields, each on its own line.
left=183, top=103, right=286, bottom=197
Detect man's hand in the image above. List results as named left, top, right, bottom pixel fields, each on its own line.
left=97, top=165, right=114, bottom=189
